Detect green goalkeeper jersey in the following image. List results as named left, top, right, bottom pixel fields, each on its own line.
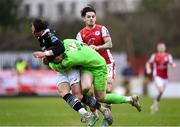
left=49, top=39, right=108, bottom=91
left=49, top=39, right=106, bottom=72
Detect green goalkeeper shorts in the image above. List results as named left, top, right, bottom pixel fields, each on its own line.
left=81, top=65, right=107, bottom=91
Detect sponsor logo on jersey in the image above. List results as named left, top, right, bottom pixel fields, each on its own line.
left=95, top=31, right=100, bottom=36
left=87, top=38, right=96, bottom=45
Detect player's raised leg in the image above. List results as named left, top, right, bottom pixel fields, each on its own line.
left=151, top=76, right=166, bottom=114
left=57, top=82, right=92, bottom=123
left=80, top=72, right=113, bottom=126
left=92, top=67, right=141, bottom=112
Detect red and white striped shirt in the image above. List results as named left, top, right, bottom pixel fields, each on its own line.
left=76, top=24, right=114, bottom=64
left=149, top=52, right=173, bottom=79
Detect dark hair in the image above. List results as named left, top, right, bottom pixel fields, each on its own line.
left=81, top=5, right=96, bottom=17
left=32, top=18, right=49, bottom=32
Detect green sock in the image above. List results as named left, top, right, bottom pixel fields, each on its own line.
left=104, top=93, right=127, bottom=104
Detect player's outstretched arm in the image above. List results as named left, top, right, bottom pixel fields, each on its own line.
left=146, top=62, right=152, bottom=74
left=171, top=62, right=176, bottom=68
left=33, top=50, right=54, bottom=58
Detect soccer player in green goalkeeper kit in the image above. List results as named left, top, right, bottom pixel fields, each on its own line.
left=33, top=38, right=142, bottom=126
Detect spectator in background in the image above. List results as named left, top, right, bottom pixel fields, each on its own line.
left=15, top=58, right=28, bottom=74
left=15, top=58, right=28, bottom=94
left=121, top=61, right=134, bottom=95
left=146, top=42, right=176, bottom=114
left=27, top=57, right=40, bottom=70
left=2, top=62, right=12, bottom=70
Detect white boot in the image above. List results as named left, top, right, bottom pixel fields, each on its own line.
left=150, top=100, right=159, bottom=114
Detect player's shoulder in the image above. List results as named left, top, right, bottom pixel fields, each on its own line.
left=96, top=24, right=103, bottom=28
left=165, top=52, right=171, bottom=55
left=41, top=29, right=50, bottom=37
left=96, top=25, right=108, bottom=33
left=97, top=24, right=109, bottom=30
left=150, top=52, right=158, bottom=59
left=43, top=29, right=57, bottom=39
left=165, top=52, right=173, bottom=58
left=150, top=52, right=156, bottom=57
left=96, top=24, right=107, bottom=30
left=79, top=27, right=87, bottom=34
left=80, top=27, right=86, bottom=31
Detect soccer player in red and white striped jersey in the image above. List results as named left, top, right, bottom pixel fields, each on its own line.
left=76, top=6, right=115, bottom=93
left=146, top=42, right=176, bottom=114
left=76, top=5, right=115, bottom=126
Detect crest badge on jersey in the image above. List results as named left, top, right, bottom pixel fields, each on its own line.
left=95, top=31, right=100, bottom=36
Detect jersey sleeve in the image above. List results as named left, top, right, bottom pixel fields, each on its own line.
left=51, top=41, right=65, bottom=57
left=101, top=26, right=111, bottom=38
left=76, top=32, right=83, bottom=42
left=49, top=62, right=63, bottom=72
left=148, top=54, right=155, bottom=63
left=49, top=61, right=70, bottom=73
left=168, top=54, right=173, bottom=64
left=50, top=34, right=65, bottom=56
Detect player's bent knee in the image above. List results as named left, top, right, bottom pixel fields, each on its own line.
left=106, top=86, right=113, bottom=93
left=96, top=96, right=104, bottom=102
left=158, top=86, right=164, bottom=93
left=71, top=84, right=83, bottom=99
left=106, top=81, right=113, bottom=93
left=81, top=88, right=90, bottom=95
left=81, top=73, right=93, bottom=94
left=95, top=92, right=105, bottom=102
left=57, top=83, right=71, bottom=98
left=106, top=89, right=112, bottom=93
left=159, top=90, right=163, bottom=94
left=81, top=84, right=91, bottom=94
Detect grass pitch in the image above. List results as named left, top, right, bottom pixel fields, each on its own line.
left=0, top=96, right=180, bottom=126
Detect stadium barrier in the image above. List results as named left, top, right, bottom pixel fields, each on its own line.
left=0, top=70, right=57, bottom=96
left=1, top=69, right=180, bottom=97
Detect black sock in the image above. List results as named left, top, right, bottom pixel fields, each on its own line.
left=81, top=95, right=101, bottom=110
left=157, top=92, right=162, bottom=102
left=63, top=93, right=83, bottom=112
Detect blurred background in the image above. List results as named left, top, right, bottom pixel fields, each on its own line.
left=0, top=0, right=180, bottom=97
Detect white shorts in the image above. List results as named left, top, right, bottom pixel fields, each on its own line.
left=154, top=76, right=168, bottom=88
left=107, top=63, right=116, bottom=80
left=56, top=69, right=80, bottom=86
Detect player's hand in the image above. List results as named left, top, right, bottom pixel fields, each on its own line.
left=172, top=63, right=176, bottom=68
left=53, top=56, right=63, bottom=63
left=146, top=68, right=151, bottom=74
left=42, top=57, right=49, bottom=65
left=33, top=51, right=45, bottom=59
left=90, top=45, right=99, bottom=50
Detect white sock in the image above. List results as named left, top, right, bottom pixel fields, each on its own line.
left=153, top=100, right=159, bottom=105
left=126, top=96, right=133, bottom=102
left=78, top=108, right=87, bottom=115
left=93, top=109, right=99, bottom=117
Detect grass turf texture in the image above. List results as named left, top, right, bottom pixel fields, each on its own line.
left=0, top=96, right=179, bottom=126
